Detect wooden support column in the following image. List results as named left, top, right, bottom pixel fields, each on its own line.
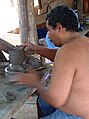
left=77, top=0, right=83, bottom=20
left=18, top=0, right=28, bottom=43
left=27, top=0, right=38, bottom=44
left=38, top=0, right=42, bottom=9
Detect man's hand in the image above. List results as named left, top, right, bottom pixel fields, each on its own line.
left=9, top=71, right=41, bottom=88
left=19, top=42, right=37, bottom=55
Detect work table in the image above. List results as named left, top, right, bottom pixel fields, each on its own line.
left=0, top=75, right=34, bottom=119
left=0, top=63, right=52, bottom=119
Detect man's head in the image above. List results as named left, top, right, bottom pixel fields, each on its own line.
left=46, top=5, right=78, bottom=32
left=46, top=5, right=79, bottom=46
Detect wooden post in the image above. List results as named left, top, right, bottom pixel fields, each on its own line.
left=18, top=0, right=28, bottom=43
left=27, top=0, right=38, bottom=44
left=77, top=0, right=83, bottom=20
left=38, top=0, right=42, bottom=9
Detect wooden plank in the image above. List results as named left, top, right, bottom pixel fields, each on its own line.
left=0, top=75, right=33, bottom=119
left=0, top=38, right=15, bottom=53
left=35, top=13, right=46, bottom=25
left=0, top=89, right=32, bottom=119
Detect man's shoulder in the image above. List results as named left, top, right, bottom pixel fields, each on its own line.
left=57, top=41, right=78, bottom=52
left=57, top=36, right=89, bottom=58
left=56, top=40, right=81, bottom=60
left=61, top=37, right=87, bottom=51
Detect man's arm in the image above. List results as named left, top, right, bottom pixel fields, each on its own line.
left=37, top=45, right=76, bottom=108
left=35, top=45, right=58, bottom=61
left=20, top=42, right=58, bottom=61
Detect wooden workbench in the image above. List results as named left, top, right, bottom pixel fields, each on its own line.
left=0, top=63, right=51, bottom=119
left=0, top=74, right=37, bottom=119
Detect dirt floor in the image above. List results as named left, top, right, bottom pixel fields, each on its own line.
left=12, top=95, right=38, bottom=119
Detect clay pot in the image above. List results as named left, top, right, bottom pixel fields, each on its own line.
left=9, top=47, right=25, bottom=66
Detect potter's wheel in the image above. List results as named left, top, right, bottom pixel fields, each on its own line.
left=5, top=64, right=32, bottom=80
left=5, top=57, right=43, bottom=80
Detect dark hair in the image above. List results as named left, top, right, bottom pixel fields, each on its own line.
left=46, top=5, right=79, bottom=32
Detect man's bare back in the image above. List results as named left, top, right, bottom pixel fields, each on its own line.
left=53, top=36, right=89, bottom=119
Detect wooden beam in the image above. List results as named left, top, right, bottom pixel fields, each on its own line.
left=0, top=38, right=15, bottom=53
left=77, top=0, right=83, bottom=19
left=35, top=13, right=46, bottom=25
left=38, top=0, right=42, bottom=9
left=18, top=0, right=28, bottom=43
left=27, top=0, right=38, bottom=44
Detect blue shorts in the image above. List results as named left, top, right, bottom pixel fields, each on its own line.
left=38, top=96, right=83, bottom=119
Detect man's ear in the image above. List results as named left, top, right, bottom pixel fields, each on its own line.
left=56, top=23, right=62, bottom=32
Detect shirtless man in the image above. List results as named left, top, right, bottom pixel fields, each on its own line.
left=11, top=5, right=89, bottom=119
